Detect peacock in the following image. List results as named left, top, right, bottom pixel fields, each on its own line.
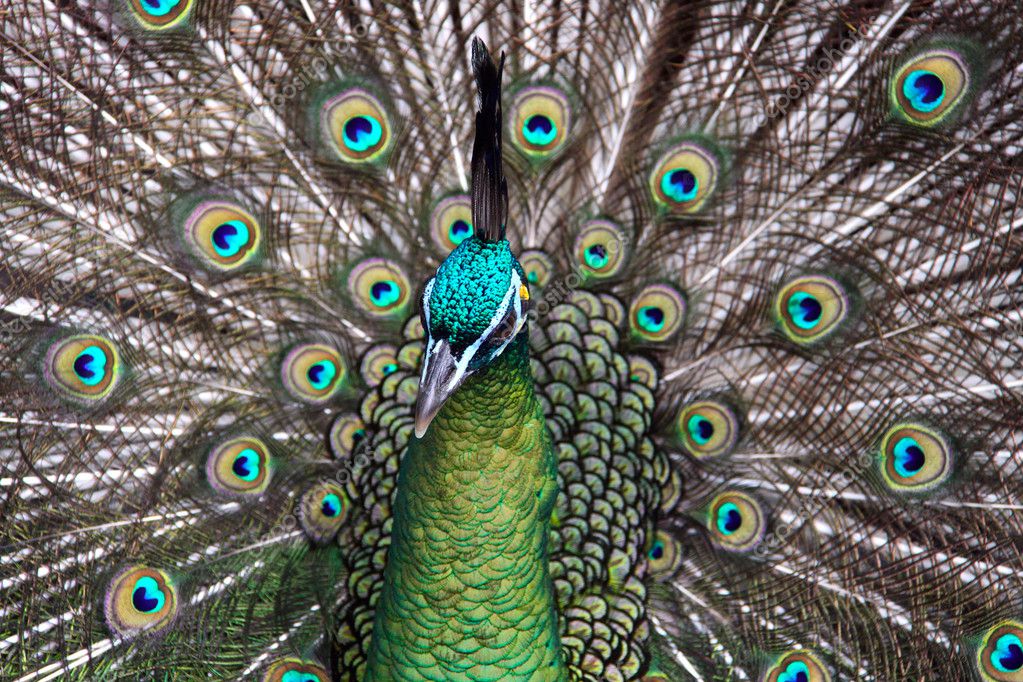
left=1, top=0, right=1023, bottom=679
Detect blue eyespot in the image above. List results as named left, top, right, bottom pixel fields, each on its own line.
left=281, top=672, right=321, bottom=682
left=72, top=346, right=108, bottom=386
left=522, top=114, right=557, bottom=147
left=231, top=448, right=261, bottom=482
left=139, top=0, right=182, bottom=17
left=131, top=576, right=165, bottom=613
left=306, top=360, right=338, bottom=391
left=777, top=661, right=811, bottom=682
left=902, top=70, right=945, bottom=113
left=716, top=502, right=743, bottom=535
left=342, top=115, right=383, bottom=153
left=369, top=280, right=401, bottom=308
left=321, top=493, right=341, bottom=518
left=687, top=415, right=714, bottom=445
left=661, top=168, right=699, bottom=203
left=211, top=220, right=251, bottom=258
left=787, top=292, right=823, bottom=329
left=584, top=244, right=609, bottom=270
left=448, top=219, right=473, bottom=245
left=892, top=437, right=926, bottom=478
left=649, top=540, right=665, bottom=560
left=637, top=306, right=666, bottom=333
left=993, top=633, right=1023, bottom=672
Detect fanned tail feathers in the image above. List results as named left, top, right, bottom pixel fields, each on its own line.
left=1, top=1, right=1022, bottom=680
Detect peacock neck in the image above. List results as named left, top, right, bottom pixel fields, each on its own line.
left=365, top=333, right=567, bottom=681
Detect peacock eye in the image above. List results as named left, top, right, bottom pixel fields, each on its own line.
left=774, top=275, right=851, bottom=345
left=126, top=0, right=193, bottom=29
left=321, top=88, right=392, bottom=164
left=878, top=422, right=954, bottom=493
left=977, top=621, right=1023, bottom=682
left=646, top=531, right=682, bottom=579
left=182, top=200, right=262, bottom=272
left=298, top=482, right=349, bottom=544
left=44, top=334, right=122, bottom=403
left=707, top=491, right=766, bottom=552
left=891, top=49, right=971, bottom=127
left=348, top=258, right=411, bottom=319
left=280, top=344, right=346, bottom=404
left=206, top=436, right=272, bottom=496
left=628, top=283, right=686, bottom=343
left=262, top=657, right=330, bottom=682
left=328, top=413, right=366, bottom=458
left=649, top=140, right=722, bottom=213
left=764, top=650, right=831, bottom=682
left=360, top=344, right=400, bottom=387
left=429, top=195, right=474, bottom=252
left=104, top=565, right=178, bottom=638
left=574, top=219, right=630, bottom=280
left=518, top=250, right=553, bottom=288
left=676, top=400, right=741, bottom=459
left=510, top=86, right=571, bottom=158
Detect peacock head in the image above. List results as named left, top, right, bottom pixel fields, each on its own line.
left=414, top=235, right=531, bottom=437
left=414, top=37, right=524, bottom=438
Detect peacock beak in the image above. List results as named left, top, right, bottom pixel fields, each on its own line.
left=414, top=338, right=465, bottom=438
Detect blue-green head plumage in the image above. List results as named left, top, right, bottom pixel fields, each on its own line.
left=425, top=236, right=527, bottom=350
left=415, top=236, right=531, bottom=437
left=413, top=39, right=532, bottom=437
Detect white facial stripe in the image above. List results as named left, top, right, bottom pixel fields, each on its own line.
left=488, top=270, right=524, bottom=365
left=419, top=277, right=436, bottom=385
left=445, top=271, right=521, bottom=392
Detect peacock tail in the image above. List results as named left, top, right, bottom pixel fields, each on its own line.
left=1, top=0, right=1022, bottom=680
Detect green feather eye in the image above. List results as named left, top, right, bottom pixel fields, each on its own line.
left=298, top=482, right=349, bottom=544
left=104, top=565, right=178, bottom=638
left=764, top=650, right=831, bottom=682
left=280, top=344, right=346, bottom=404
left=348, top=258, right=411, bottom=318
left=774, top=275, right=852, bottom=345
left=707, top=491, right=766, bottom=552
left=977, top=621, right=1023, bottom=681
left=574, top=220, right=629, bottom=280
left=629, top=284, right=686, bottom=342
left=183, top=200, right=262, bottom=272
left=44, top=334, right=122, bottom=403
left=650, top=139, right=722, bottom=213
left=646, top=531, right=682, bottom=579
left=677, top=400, right=740, bottom=459
left=429, top=195, right=474, bottom=252
left=878, top=422, right=954, bottom=493
left=321, top=88, right=392, bottom=164
left=126, top=0, right=193, bottom=30
left=328, top=413, right=367, bottom=458
left=519, top=250, right=554, bottom=288
left=891, top=48, right=972, bottom=128
left=205, top=436, right=271, bottom=496
left=262, top=658, right=330, bottom=682
left=628, top=355, right=659, bottom=388
left=360, top=344, right=400, bottom=386
left=510, top=86, right=571, bottom=157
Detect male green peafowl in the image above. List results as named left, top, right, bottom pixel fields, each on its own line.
left=2, top=0, right=1023, bottom=680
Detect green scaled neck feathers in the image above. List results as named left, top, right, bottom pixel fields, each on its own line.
left=364, top=38, right=567, bottom=679
left=364, top=334, right=565, bottom=680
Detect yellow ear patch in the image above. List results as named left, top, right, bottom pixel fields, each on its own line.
left=520, top=284, right=530, bottom=301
